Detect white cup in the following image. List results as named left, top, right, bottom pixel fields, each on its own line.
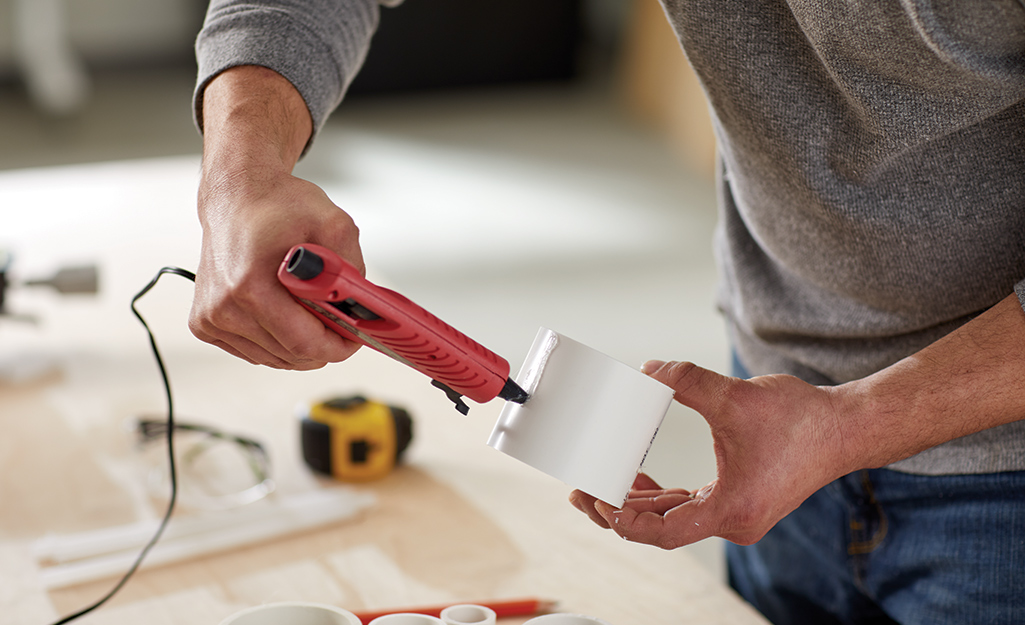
left=525, top=614, right=612, bottom=625
left=440, top=604, right=497, bottom=625
left=219, top=602, right=362, bottom=625
left=369, top=615, right=446, bottom=625
left=488, top=327, right=674, bottom=506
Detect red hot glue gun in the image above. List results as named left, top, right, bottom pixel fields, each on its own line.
left=277, top=244, right=529, bottom=415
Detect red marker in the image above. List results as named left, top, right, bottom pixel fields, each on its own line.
left=278, top=244, right=529, bottom=415
left=351, top=598, right=556, bottom=624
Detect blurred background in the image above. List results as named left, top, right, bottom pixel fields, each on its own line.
left=0, top=0, right=728, bottom=578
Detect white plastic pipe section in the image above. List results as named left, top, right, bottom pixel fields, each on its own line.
left=219, top=602, right=362, bottom=625
left=489, top=327, right=674, bottom=506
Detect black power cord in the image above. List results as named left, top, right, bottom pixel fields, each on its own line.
left=49, top=266, right=196, bottom=625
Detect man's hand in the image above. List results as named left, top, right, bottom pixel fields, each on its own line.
left=569, top=360, right=854, bottom=549
left=570, top=294, right=1025, bottom=549
left=189, top=65, right=363, bottom=369
left=190, top=171, right=364, bottom=369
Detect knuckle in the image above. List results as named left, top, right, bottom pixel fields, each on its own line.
left=648, top=361, right=701, bottom=395
left=320, top=211, right=360, bottom=241
left=205, top=303, right=242, bottom=330
left=187, top=316, right=208, bottom=339
left=282, top=333, right=350, bottom=366
left=188, top=306, right=225, bottom=340
left=714, top=378, right=747, bottom=412
left=654, top=535, right=682, bottom=550
left=282, top=339, right=322, bottom=363
left=226, top=280, right=265, bottom=311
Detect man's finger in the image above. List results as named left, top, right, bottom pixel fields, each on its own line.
left=622, top=492, right=694, bottom=515
left=211, top=332, right=321, bottom=370
left=630, top=472, right=663, bottom=491
left=594, top=492, right=718, bottom=549
left=568, top=490, right=611, bottom=529
left=627, top=488, right=693, bottom=500
left=260, top=289, right=360, bottom=363
left=643, top=361, right=736, bottom=423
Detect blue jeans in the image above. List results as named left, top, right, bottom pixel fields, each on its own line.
left=727, top=355, right=1025, bottom=624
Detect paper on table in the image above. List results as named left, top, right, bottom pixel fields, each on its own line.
left=487, top=328, right=674, bottom=506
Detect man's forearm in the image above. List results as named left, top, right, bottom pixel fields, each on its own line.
left=838, top=293, right=1025, bottom=470
left=189, top=64, right=365, bottom=369
left=199, top=65, right=313, bottom=202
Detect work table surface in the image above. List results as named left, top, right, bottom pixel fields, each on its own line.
left=0, top=158, right=767, bottom=625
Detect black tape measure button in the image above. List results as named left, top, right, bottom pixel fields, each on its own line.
left=350, top=439, right=371, bottom=463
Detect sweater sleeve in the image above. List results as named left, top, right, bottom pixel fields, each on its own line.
left=193, top=0, right=385, bottom=141
left=1016, top=278, right=1025, bottom=313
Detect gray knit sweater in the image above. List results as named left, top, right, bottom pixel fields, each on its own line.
left=195, top=0, right=1025, bottom=475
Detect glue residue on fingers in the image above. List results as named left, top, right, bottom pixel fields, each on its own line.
left=487, top=327, right=674, bottom=506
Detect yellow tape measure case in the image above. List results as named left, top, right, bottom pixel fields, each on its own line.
left=300, top=396, right=413, bottom=482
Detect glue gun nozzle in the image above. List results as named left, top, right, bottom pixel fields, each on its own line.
left=499, top=378, right=530, bottom=405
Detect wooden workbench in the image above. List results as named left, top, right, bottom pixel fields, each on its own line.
left=0, top=157, right=766, bottom=625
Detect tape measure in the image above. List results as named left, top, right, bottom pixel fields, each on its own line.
left=300, top=396, right=413, bottom=482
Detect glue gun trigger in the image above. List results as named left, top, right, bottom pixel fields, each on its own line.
left=431, top=380, right=470, bottom=415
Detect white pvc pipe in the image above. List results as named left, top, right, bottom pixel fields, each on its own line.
left=219, top=602, right=362, bottom=625
left=369, top=615, right=446, bottom=625
left=440, top=604, right=497, bottom=625
left=34, top=490, right=372, bottom=564
left=34, top=490, right=375, bottom=589
left=488, top=327, right=673, bottom=506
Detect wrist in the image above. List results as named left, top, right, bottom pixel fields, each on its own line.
left=199, top=66, right=313, bottom=225
left=826, top=379, right=898, bottom=473
left=200, top=65, right=312, bottom=180
left=827, top=354, right=982, bottom=472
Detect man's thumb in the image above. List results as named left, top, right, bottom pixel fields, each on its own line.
left=641, top=360, right=731, bottom=418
